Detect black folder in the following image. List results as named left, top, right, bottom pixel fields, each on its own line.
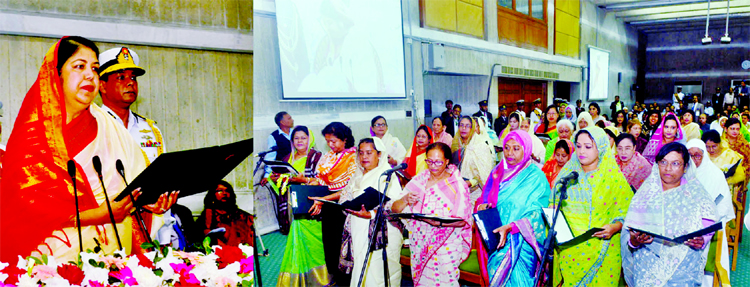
left=628, top=222, right=722, bottom=244
left=290, top=185, right=331, bottom=215
left=114, top=138, right=253, bottom=206
left=318, top=187, right=390, bottom=211
left=389, top=213, right=464, bottom=223
left=473, top=208, right=503, bottom=252
left=265, top=160, right=299, bottom=175
left=542, top=208, right=603, bottom=247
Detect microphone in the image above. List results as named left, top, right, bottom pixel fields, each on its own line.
left=115, top=159, right=156, bottom=254
left=92, top=156, right=123, bottom=251
left=558, top=171, right=579, bottom=184
left=381, top=163, right=407, bottom=175
left=67, top=160, right=83, bottom=253
left=256, top=146, right=278, bottom=157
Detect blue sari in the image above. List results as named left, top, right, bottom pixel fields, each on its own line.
left=483, top=164, right=550, bottom=286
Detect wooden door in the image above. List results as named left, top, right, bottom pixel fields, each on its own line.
left=498, top=77, right=547, bottom=115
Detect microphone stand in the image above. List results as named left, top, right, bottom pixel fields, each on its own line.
left=67, top=160, right=83, bottom=253
left=534, top=178, right=572, bottom=287
left=93, top=157, right=123, bottom=251
left=114, top=166, right=155, bottom=250
left=357, top=172, right=394, bottom=287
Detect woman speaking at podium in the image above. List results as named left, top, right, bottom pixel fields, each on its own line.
left=554, top=127, right=632, bottom=286
left=0, top=36, right=174, bottom=262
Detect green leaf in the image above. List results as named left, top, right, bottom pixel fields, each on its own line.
left=28, top=256, right=43, bottom=266
left=41, top=254, right=48, bottom=265
left=202, top=237, right=212, bottom=254
left=88, top=259, right=99, bottom=267
left=154, top=269, right=163, bottom=277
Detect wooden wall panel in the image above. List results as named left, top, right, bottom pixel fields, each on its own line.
left=554, top=0, right=580, bottom=59
left=0, top=35, right=254, bottom=189
left=498, top=78, right=547, bottom=116
left=421, top=0, right=484, bottom=38
left=497, top=5, right=547, bottom=51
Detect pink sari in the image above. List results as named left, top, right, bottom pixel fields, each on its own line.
left=434, top=130, right=453, bottom=146
left=404, top=164, right=472, bottom=286
left=616, top=151, right=652, bottom=190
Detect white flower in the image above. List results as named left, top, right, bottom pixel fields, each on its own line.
left=154, top=250, right=181, bottom=280
left=16, top=255, right=30, bottom=270
left=16, top=273, right=36, bottom=287
left=42, top=276, right=72, bottom=287
left=238, top=244, right=254, bottom=257
left=131, top=265, right=162, bottom=287
left=81, top=267, right=109, bottom=286
left=205, top=262, right=241, bottom=286
left=125, top=254, right=140, bottom=268
left=191, top=260, right=219, bottom=282
left=0, top=272, right=8, bottom=283
left=0, top=262, right=9, bottom=271
left=80, top=252, right=102, bottom=274
left=46, top=255, right=61, bottom=268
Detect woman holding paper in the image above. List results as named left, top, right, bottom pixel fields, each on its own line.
left=621, top=142, right=717, bottom=286
left=277, top=126, right=330, bottom=286
left=337, top=137, right=406, bottom=286
left=473, top=130, right=550, bottom=286
left=554, top=127, right=632, bottom=287
left=451, top=116, right=494, bottom=197
left=391, top=142, right=472, bottom=286
left=703, top=130, right=746, bottom=186
left=0, top=36, right=176, bottom=263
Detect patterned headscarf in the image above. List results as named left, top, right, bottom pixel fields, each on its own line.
left=643, top=112, right=685, bottom=163
left=482, top=130, right=532, bottom=205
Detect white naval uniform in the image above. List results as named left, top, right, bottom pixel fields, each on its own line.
left=101, top=104, right=175, bottom=245
left=100, top=105, right=165, bottom=163
left=530, top=107, right=542, bottom=129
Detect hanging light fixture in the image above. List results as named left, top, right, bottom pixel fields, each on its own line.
left=721, top=0, right=732, bottom=43
left=702, top=0, right=713, bottom=44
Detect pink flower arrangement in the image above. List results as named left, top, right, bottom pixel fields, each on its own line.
left=0, top=244, right=254, bottom=286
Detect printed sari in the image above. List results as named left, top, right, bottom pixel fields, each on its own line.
left=616, top=151, right=652, bottom=190
left=554, top=127, right=633, bottom=286
left=621, top=164, right=717, bottom=286
left=0, top=38, right=147, bottom=262
left=643, top=112, right=686, bottom=164
left=722, top=125, right=750, bottom=179
left=474, top=130, right=550, bottom=286
left=542, top=139, right=574, bottom=189
left=452, top=117, right=495, bottom=201
left=403, top=164, right=472, bottom=286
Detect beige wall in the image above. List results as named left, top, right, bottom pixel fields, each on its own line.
left=0, top=35, right=254, bottom=189
left=0, top=0, right=253, bottom=32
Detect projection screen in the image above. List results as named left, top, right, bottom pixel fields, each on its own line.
left=588, top=46, right=610, bottom=100
left=275, top=0, right=407, bottom=100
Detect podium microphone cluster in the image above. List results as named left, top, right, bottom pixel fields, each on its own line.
left=93, top=156, right=123, bottom=250
left=67, top=160, right=83, bottom=253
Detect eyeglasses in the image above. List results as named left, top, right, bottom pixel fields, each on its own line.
left=690, top=153, right=703, bottom=160
left=425, top=159, right=445, bottom=166
left=373, top=123, right=387, bottom=127
left=459, top=124, right=472, bottom=129
left=657, top=159, right=684, bottom=170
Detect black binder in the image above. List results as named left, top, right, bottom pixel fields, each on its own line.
left=114, top=138, right=253, bottom=206
left=542, top=208, right=603, bottom=247
left=389, top=213, right=464, bottom=223
left=473, top=208, right=503, bottom=252
left=290, top=185, right=331, bottom=215
left=319, top=187, right=390, bottom=211
left=628, top=222, right=722, bottom=244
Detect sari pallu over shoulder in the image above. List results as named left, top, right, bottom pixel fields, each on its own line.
left=404, top=164, right=472, bottom=286
left=553, top=127, right=633, bottom=287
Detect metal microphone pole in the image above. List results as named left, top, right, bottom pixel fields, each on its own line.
left=67, top=160, right=83, bottom=253
left=114, top=160, right=154, bottom=248
left=534, top=178, right=571, bottom=287
left=357, top=172, right=394, bottom=287
left=93, top=156, right=123, bottom=250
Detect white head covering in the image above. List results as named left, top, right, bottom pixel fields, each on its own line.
left=685, top=139, right=735, bottom=224
left=710, top=116, right=728, bottom=135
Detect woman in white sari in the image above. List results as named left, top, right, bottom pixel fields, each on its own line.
left=520, top=118, right=545, bottom=168
left=371, top=115, right=407, bottom=166
left=621, top=142, right=717, bottom=286
left=686, top=139, right=735, bottom=285
left=338, top=137, right=406, bottom=286
left=451, top=116, right=495, bottom=202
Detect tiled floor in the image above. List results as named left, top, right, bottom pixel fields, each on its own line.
left=259, top=217, right=750, bottom=286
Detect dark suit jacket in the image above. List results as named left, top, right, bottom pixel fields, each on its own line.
left=472, top=110, right=493, bottom=128
left=444, top=115, right=457, bottom=137
left=494, top=116, right=508, bottom=135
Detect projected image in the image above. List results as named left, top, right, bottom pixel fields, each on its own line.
left=588, top=47, right=610, bottom=100
left=276, top=0, right=406, bottom=99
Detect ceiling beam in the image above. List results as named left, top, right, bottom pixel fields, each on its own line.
left=602, top=0, right=713, bottom=11
left=629, top=11, right=750, bottom=24
left=621, top=6, right=750, bottom=22
left=615, top=0, right=748, bottom=17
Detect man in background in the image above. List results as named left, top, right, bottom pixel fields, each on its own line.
left=441, top=100, right=454, bottom=124
left=688, top=95, right=704, bottom=116
left=473, top=100, right=493, bottom=128
left=261, top=111, right=294, bottom=234
left=494, top=104, right=508, bottom=135
left=515, top=99, right=526, bottom=117
left=712, top=87, right=724, bottom=115
left=529, top=98, right=542, bottom=127
left=610, top=95, right=624, bottom=119
left=446, top=104, right=462, bottom=137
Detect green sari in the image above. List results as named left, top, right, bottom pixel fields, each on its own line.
left=553, top=127, right=633, bottom=286
left=278, top=136, right=330, bottom=286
